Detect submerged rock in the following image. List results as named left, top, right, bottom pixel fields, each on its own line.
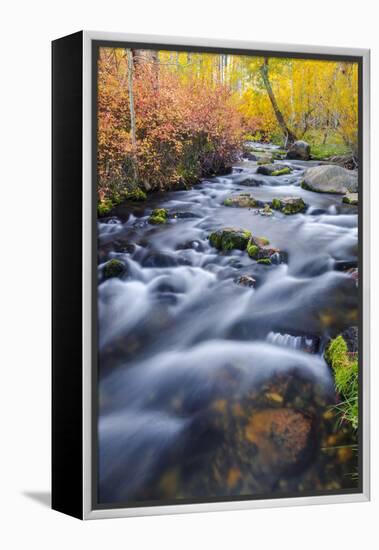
left=223, top=194, right=261, bottom=208
left=245, top=408, right=314, bottom=470
left=149, top=208, right=169, bottom=224
left=103, top=259, right=126, bottom=279
left=302, top=165, right=358, bottom=194
left=286, top=140, right=311, bottom=160
left=342, top=193, right=358, bottom=205
left=257, top=154, right=274, bottom=165
left=271, top=196, right=307, bottom=215
left=209, top=228, right=251, bottom=251
left=235, top=274, right=256, bottom=288
left=257, top=163, right=292, bottom=176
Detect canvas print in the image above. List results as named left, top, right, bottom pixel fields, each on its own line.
left=96, top=45, right=360, bottom=507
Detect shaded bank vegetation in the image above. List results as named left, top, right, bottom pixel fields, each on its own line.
left=97, top=48, right=358, bottom=214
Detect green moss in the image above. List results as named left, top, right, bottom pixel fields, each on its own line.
left=272, top=198, right=281, bottom=210
left=310, top=142, right=351, bottom=160
left=209, top=228, right=251, bottom=251
left=149, top=208, right=169, bottom=225
left=247, top=243, right=259, bottom=259
left=125, top=187, right=147, bottom=201
left=98, top=198, right=115, bottom=217
left=103, top=259, right=125, bottom=279
left=271, top=167, right=291, bottom=176
left=223, top=198, right=233, bottom=206
left=325, top=335, right=358, bottom=429
left=257, top=258, right=272, bottom=265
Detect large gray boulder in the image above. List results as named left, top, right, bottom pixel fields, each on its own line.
left=286, top=140, right=311, bottom=160
left=302, top=165, right=358, bottom=194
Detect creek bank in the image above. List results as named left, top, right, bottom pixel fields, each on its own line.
left=324, top=330, right=358, bottom=430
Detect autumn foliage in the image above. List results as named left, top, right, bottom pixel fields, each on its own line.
left=97, top=48, right=359, bottom=213
left=98, top=48, right=244, bottom=208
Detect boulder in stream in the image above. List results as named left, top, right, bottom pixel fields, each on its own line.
left=271, top=196, right=307, bottom=215
left=209, top=227, right=252, bottom=251
left=103, top=259, right=127, bottom=279
left=235, top=274, right=256, bottom=288
left=286, top=140, right=311, bottom=160
left=246, top=236, right=281, bottom=265
left=223, top=194, right=261, bottom=208
left=302, top=165, right=358, bottom=194
left=257, top=163, right=292, bottom=176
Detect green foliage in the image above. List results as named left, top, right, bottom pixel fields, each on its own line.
left=149, top=208, right=169, bottom=225
left=310, top=142, right=351, bottom=160
left=325, top=335, right=358, bottom=430
left=126, top=188, right=147, bottom=201
left=103, top=259, right=125, bottom=279
left=257, top=258, right=272, bottom=265
left=98, top=198, right=114, bottom=217
left=271, top=198, right=281, bottom=210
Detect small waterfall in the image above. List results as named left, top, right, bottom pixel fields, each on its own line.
left=267, top=331, right=303, bottom=350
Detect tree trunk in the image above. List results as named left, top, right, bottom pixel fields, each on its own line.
left=126, top=48, right=138, bottom=184
left=260, top=57, right=297, bottom=145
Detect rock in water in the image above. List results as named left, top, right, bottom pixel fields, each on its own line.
left=209, top=228, right=251, bottom=251
left=271, top=196, right=307, bottom=215
left=257, top=163, right=292, bottom=176
left=286, top=140, right=311, bottom=160
left=103, top=259, right=126, bottom=279
left=245, top=408, right=313, bottom=471
left=342, top=193, right=358, bottom=205
left=302, top=165, right=358, bottom=194
left=223, top=194, right=260, bottom=208
left=246, top=236, right=282, bottom=265
left=235, top=275, right=256, bottom=288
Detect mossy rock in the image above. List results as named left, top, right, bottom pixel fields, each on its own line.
left=257, top=163, right=292, bottom=176
left=271, top=167, right=291, bottom=177
left=223, top=194, right=260, bottom=208
left=257, top=154, right=275, bottom=165
left=149, top=208, right=169, bottom=224
left=342, top=193, right=358, bottom=205
left=271, top=197, right=307, bottom=215
left=246, top=243, right=260, bottom=259
left=103, top=259, right=126, bottom=279
left=209, top=228, right=251, bottom=251
left=246, top=236, right=281, bottom=265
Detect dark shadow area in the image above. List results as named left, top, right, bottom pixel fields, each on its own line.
left=23, top=491, right=51, bottom=508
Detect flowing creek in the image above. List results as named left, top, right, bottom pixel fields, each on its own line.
left=97, top=143, right=359, bottom=504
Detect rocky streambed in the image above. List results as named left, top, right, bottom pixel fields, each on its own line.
left=97, top=142, right=359, bottom=505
